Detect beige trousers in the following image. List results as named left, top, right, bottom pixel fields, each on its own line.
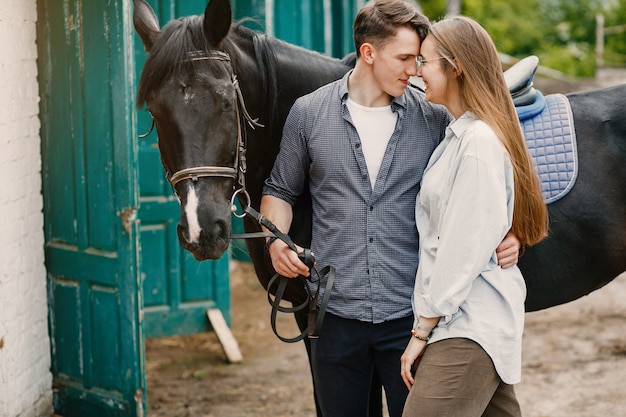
left=402, top=338, right=522, bottom=417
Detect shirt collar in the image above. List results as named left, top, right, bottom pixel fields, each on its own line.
left=339, top=70, right=407, bottom=113
left=447, top=110, right=478, bottom=139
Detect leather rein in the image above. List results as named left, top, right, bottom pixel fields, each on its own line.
left=139, top=49, right=334, bottom=343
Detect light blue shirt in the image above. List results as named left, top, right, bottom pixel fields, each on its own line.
left=413, top=112, right=526, bottom=384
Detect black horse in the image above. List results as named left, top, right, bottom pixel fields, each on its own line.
left=133, top=0, right=626, bottom=413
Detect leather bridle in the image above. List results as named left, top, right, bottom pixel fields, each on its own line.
left=140, top=50, right=263, bottom=206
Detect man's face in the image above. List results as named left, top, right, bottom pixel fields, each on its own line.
left=371, top=26, right=420, bottom=98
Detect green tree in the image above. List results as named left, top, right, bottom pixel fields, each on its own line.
left=536, top=0, right=604, bottom=76
left=602, top=1, right=626, bottom=66
left=417, top=0, right=626, bottom=77
left=415, top=0, right=448, bottom=20
left=463, top=0, right=545, bottom=57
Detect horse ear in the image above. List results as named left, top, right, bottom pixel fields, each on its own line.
left=133, top=0, right=161, bottom=52
left=203, top=0, right=232, bottom=46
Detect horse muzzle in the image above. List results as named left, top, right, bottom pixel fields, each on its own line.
left=177, top=221, right=230, bottom=260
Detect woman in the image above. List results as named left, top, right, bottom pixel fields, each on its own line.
left=400, top=16, right=548, bottom=417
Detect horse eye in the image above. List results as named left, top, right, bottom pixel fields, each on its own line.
left=215, top=88, right=233, bottom=112
left=221, top=97, right=233, bottom=112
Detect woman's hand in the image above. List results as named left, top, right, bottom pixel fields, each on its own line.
left=496, top=230, right=521, bottom=269
left=400, top=337, right=427, bottom=390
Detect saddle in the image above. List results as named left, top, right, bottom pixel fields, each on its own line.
left=506, top=55, right=578, bottom=204
left=504, top=55, right=539, bottom=106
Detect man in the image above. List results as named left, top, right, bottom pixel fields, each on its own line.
left=261, top=1, right=520, bottom=416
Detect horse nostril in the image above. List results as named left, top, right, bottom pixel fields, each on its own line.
left=197, top=219, right=229, bottom=245
left=215, top=219, right=229, bottom=239
left=177, top=224, right=191, bottom=244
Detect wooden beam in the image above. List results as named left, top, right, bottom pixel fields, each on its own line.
left=207, top=308, right=243, bottom=363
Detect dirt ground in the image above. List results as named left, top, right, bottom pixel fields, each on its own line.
left=145, top=262, right=626, bottom=417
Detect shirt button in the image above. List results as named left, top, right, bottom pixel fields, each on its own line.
left=369, top=237, right=373, bottom=243
left=355, top=143, right=361, bottom=148
left=369, top=206, right=374, bottom=211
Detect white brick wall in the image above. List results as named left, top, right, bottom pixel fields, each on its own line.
left=0, top=0, right=53, bottom=416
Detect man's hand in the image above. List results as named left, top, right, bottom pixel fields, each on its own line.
left=267, top=239, right=311, bottom=278
left=261, top=194, right=310, bottom=277
left=496, top=230, right=522, bottom=269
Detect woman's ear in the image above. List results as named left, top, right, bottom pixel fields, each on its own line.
left=453, top=59, right=463, bottom=78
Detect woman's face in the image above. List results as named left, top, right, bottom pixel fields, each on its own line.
left=416, top=37, right=452, bottom=107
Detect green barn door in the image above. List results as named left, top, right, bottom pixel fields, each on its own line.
left=271, top=0, right=361, bottom=58
left=38, top=0, right=145, bottom=415
left=133, top=0, right=230, bottom=338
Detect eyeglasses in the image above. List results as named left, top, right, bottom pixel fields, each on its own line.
left=416, top=55, right=447, bottom=71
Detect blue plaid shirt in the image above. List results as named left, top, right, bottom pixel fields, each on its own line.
left=263, top=71, right=451, bottom=323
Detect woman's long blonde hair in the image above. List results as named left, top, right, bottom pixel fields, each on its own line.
left=429, top=16, right=548, bottom=246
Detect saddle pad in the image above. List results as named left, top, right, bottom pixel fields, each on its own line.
left=520, top=93, right=578, bottom=204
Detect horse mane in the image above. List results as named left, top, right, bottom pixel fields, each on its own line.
left=230, top=22, right=280, bottom=128
left=136, top=15, right=279, bottom=125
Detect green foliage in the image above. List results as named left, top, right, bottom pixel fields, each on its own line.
left=537, top=0, right=603, bottom=75
left=463, top=0, right=545, bottom=57
left=603, top=1, right=626, bottom=66
left=418, top=0, right=448, bottom=20
left=416, top=0, right=626, bottom=77
left=538, top=44, right=596, bottom=77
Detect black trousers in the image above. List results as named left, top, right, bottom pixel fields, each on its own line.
left=311, top=313, right=413, bottom=417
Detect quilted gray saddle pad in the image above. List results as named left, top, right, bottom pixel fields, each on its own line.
left=520, top=93, right=578, bottom=204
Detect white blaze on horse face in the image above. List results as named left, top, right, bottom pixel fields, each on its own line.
left=184, top=183, right=202, bottom=243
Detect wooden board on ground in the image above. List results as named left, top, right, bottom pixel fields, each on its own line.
left=207, top=308, right=243, bottom=363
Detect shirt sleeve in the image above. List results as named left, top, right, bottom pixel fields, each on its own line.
left=416, top=130, right=513, bottom=321
left=262, top=97, right=310, bottom=205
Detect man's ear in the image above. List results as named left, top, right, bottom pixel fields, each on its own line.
left=360, top=43, right=375, bottom=64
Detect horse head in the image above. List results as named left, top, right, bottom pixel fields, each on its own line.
left=134, top=0, right=245, bottom=260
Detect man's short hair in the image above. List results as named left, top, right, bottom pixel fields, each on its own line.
left=353, top=0, right=430, bottom=57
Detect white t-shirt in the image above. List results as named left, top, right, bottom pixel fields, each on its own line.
left=347, top=98, right=397, bottom=188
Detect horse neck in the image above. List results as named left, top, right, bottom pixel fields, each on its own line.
left=269, top=39, right=351, bottom=102
left=230, top=32, right=350, bottom=126
left=228, top=32, right=350, bottom=207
